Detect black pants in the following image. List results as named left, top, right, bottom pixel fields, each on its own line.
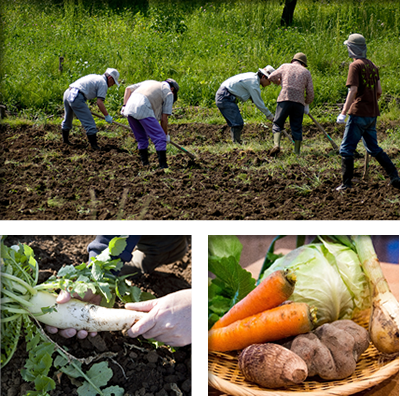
left=272, top=101, right=304, bottom=141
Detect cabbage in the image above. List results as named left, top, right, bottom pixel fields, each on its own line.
left=260, top=238, right=370, bottom=326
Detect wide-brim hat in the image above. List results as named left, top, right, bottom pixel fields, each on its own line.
left=105, top=68, right=120, bottom=87
left=258, top=65, right=276, bottom=77
left=344, top=33, right=366, bottom=46
left=291, top=52, right=308, bottom=67
left=166, top=78, right=179, bottom=102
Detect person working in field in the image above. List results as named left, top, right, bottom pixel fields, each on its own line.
left=45, top=235, right=192, bottom=347
left=268, top=53, right=314, bottom=155
left=61, top=68, right=120, bottom=150
left=121, top=78, right=179, bottom=169
left=336, top=33, right=400, bottom=191
left=215, top=66, right=275, bottom=144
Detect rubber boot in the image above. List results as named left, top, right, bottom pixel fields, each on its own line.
left=294, top=140, right=302, bottom=155
left=375, top=151, right=400, bottom=189
left=62, top=129, right=71, bottom=145
left=87, top=134, right=100, bottom=150
left=157, top=150, right=168, bottom=169
left=336, top=156, right=354, bottom=191
left=230, top=126, right=243, bottom=144
left=139, top=148, right=149, bottom=165
left=270, top=132, right=281, bottom=156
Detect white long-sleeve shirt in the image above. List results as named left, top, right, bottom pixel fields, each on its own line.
left=221, top=72, right=272, bottom=117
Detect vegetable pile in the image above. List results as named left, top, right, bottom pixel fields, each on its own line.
left=1, top=236, right=154, bottom=396
left=208, top=235, right=399, bottom=389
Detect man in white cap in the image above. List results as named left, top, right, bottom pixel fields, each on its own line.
left=268, top=53, right=314, bottom=155
left=215, top=66, right=275, bottom=144
left=121, top=78, right=179, bottom=169
left=61, top=68, right=120, bottom=150
left=336, top=33, right=400, bottom=190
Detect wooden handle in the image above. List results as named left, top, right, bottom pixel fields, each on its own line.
left=91, top=111, right=197, bottom=160
left=308, top=113, right=339, bottom=152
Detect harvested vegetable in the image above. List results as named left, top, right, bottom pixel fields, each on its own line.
left=285, top=320, right=370, bottom=380
left=353, top=235, right=399, bottom=354
left=212, top=269, right=296, bottom=330
left=1, top=236, right=143, bottom=396
left=28, top=292, right=147, bottom=332
left=208, top=302, right=316, bottom=352
left=259, top=237, right=371, bottom=326
left=238, top=343, right=308, bottom=388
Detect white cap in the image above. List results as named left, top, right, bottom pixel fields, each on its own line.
left=258, top=65, right=275, bottom=77
left=105, top=68, right=120, bottom=87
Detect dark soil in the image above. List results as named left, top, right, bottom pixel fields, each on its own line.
left=1, top=236, right=192, bottom=396
left=1, top=121, right=399, bottom=220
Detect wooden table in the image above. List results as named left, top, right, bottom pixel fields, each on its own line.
left=209, top=251, right=399, bottom=396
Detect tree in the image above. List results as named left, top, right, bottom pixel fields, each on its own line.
left=281, top=0, right=297, bottom=26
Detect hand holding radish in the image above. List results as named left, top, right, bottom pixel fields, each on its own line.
left=45, top=289, right=102, bottom=339
left=125, top=289, right=192, bottom=347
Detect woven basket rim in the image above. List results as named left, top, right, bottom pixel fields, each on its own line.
left=208, top=357, right=399, bottom=396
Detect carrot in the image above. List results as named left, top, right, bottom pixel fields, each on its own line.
left=211, top=269, right=296, bottom=330
left=208, top=302, right=316, bottom=352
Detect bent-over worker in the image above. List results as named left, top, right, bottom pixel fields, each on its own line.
left=268, top=53, right=314, bottom=155
left=336, top=33, right=400, bottom=190
left=61, top=68, right=119, bottom=150
left=121, top=78, right=179, bottom=169
left=215, top=66, right=275, bottom=144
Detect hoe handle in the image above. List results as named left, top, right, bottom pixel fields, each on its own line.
left=91, top=111, right=197, bottom=160
left=308, top=113, right=339, bottom=152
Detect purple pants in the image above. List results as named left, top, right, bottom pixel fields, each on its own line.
left=128, top=116, right=167, bottom=151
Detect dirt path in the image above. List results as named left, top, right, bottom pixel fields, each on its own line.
left=1, top=121, right=399, bottom=220
left=1, top=236, right=192, bottom=396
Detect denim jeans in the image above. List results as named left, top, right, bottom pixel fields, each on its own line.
left=272, top=101, right=304, bottom=141
left=339, top=115, right=383, bottom=158
left=215, top=86, right=244, bottom=128
left=61, top=90, right=98, bottom=136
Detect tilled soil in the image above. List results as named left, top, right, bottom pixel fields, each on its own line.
left=1, top=121, right=399, bottom=220
left=1, top=236, right=192, bottom=396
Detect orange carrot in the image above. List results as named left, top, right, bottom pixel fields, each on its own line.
left=208, top=302, right=316, bottom=352
left=212, top=269, right=296, bottom=330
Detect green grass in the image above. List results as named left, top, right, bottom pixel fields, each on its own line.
left=1, top=0, right=399, bottom=120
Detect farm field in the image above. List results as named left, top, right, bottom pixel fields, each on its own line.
left=1, top=235, right=192, bottom=396
left=1, top=118, right=399, bottom=220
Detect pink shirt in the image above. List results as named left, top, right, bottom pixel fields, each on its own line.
left=269, top=63, right=314, bottom=106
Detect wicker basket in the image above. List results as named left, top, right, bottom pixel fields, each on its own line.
left=208, top=310, right=399, bottom=396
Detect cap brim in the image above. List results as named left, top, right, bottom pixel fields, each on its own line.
left=343, top=40, right=348, bottom=45
left=113, top=79, right=120, bottom=87
left=173, top=91, right=178, bottom=102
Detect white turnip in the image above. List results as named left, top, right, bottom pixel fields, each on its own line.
left=28, top=291, right=147, bottom=332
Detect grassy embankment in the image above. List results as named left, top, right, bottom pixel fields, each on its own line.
left=1, top=0, right=399, bottom=182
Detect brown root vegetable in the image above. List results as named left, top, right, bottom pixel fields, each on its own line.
left=288, top=320, right=370, bottom=380
left=238, top=343, right=308, bottom=388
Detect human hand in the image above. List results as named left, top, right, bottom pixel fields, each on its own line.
left=337, top=114, right=347, bottom=124
left=120, top=106, right=126, bottom=117
left=267, top=114, right=274, bottom=121
left=45, top=289, right=101, bottom=339
left=125, top=289, right=191, bottom=347
left=105, top=115, right=113, bottom=123
left=304, top=104, right=309, bottom=114
left=166, top=134, right=171, bottom=143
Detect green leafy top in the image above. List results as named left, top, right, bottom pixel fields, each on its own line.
left=208, top=236, right=255, bottom=329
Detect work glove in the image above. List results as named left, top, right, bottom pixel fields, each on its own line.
left=336, top=114, right=347, bottom=124
left=120, top=105, right=126, bottom=117
left=105, top=115, right=113, bottom=123
left=166, top=134, right=171, bottom=143
left=267, top=114, right=274, bottom=121
left=304, top=104, right=310, bottom=114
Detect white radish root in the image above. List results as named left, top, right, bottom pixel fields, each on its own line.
left=28, top=291, right=147, bottom=332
